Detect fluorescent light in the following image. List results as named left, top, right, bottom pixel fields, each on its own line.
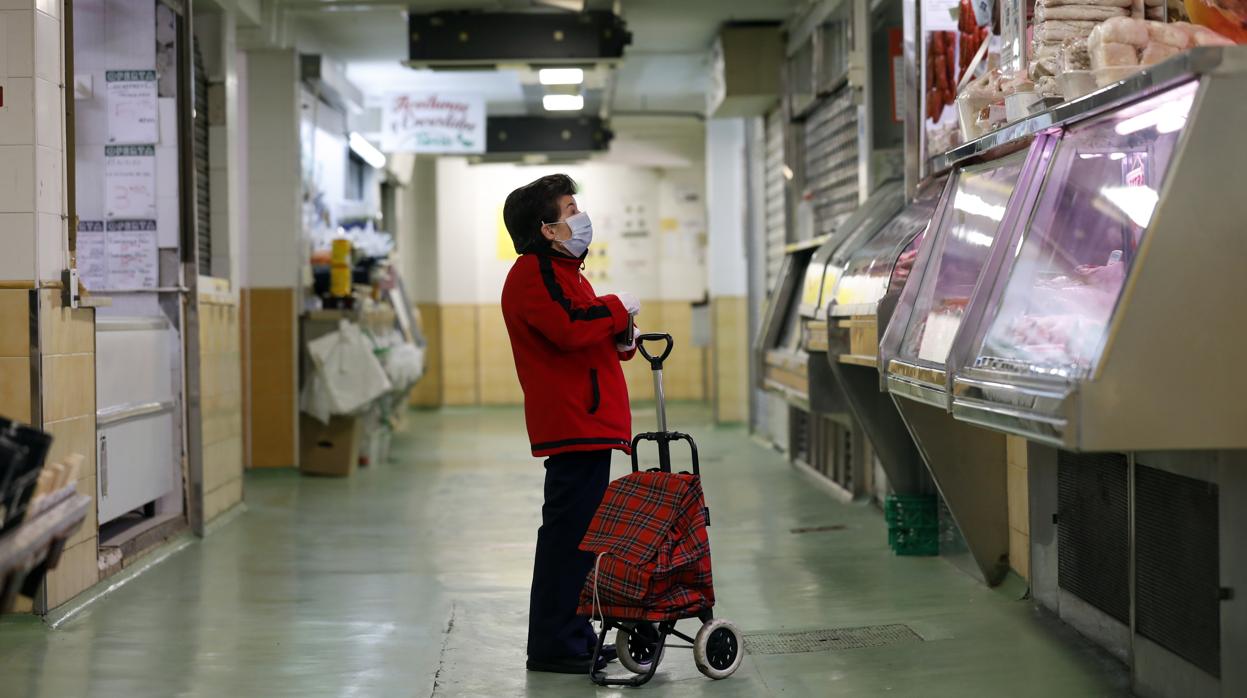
left=1101, top=186, right=1159, bottom=228
left=952, top=191, right=1007, bottom=222
left=539, top=68, right=584, bottom=85
left=349, top=132, right=386, bottom=169
left=543, top=94, right=584, bottom=111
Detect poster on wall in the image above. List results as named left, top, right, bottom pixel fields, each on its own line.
left=105, top=221, right=159, bottom=290
left=77, top=222, right=108, bottom=291
left=105, top=70, right=159, bottom=145
left=381, top=93, right=486, bottom=154
left=105, top=145, right=157, bottom=220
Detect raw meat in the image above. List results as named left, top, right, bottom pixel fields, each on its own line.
left=1092, top=40, right=1141, bottom=67
left=1035, top=20, right=1103, bottom=43
left=1141, top=41, right=1182, bottom=63
left=1045, top=0, right=1133, bottom=7
left=1037, top=4, right=1131, bottom=21
left=1096, top=16, right=1152, bottom=45
left=1147, top=21, right=1192, bottom=47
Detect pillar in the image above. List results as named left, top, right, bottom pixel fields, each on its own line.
left=705, top=118, right=750, bottom=424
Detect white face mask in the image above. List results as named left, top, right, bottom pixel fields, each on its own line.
left=549, top=211, right=593, bottom=257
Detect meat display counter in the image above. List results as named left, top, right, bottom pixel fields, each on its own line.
left=877, top=148, right=1031, bottom=585
left=820, top=176, right=945, bottom=495
left=758, top=238, right=826, bottom=409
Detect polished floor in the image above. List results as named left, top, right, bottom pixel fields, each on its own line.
left=0, top=405, right=1130, bottom=697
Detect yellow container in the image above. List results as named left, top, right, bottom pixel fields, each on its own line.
left=330, top=265, right=351, bottom=297
left=331, top=238, right=352, bottom=264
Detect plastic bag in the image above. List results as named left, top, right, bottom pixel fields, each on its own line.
left=383, top=342, right=425, bottom=390
left=305, top=320, right=393, bottom=417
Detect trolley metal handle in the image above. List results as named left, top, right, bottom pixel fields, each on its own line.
left=636, top=333, right=673, bottom=371
left=630, top=431, right=700, bottom=477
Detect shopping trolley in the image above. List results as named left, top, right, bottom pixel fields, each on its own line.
left=577, top=333, right=743, bottom=686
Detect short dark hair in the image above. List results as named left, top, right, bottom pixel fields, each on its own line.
left=503, top=173, right=577, bottom=254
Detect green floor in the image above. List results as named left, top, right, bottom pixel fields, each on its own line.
left=0, top=405, right=1130, bottom=697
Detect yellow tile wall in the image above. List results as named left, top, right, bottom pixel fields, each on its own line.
left=477, top=305, right=523, bottom=405
left=711, top=296, right=749, bottom=423
left=440, top=305, right=479, bottom=406
left=1006, top=434, right=1030, bottom=580
left=199, top=290, right=244, bottom=520
left=35, top=290, right=99, bottom=611
left=408, top=303, right=442, bottom=407
left=242, top=288, right=297, bottom=468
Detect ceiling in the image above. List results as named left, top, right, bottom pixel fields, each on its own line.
left=285, top=0, right=802, bottom=162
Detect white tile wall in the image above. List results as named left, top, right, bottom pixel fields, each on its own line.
left=34, top=144, right=61, bottom=215
left=33, top=75, right=59, bottom=148
left=32, top=8, right=57, bottom=83
left=0, top=144, right=35, bottom=212
left=0, top=212, right=35, bottom=281
left=0, top=77, right=34, bottom=145
left=2, top=10, right=34, bottom=78
left=36, top=211, right=62, bottom=280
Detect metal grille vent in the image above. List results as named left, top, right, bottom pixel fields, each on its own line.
left=1135, top=464, right=1221, bottom=678
left=802, top=87, right=859, bottom=239
left=789, top=406, right=810, bottom=467
left=745, top=625, right=923, bottom=655
left=1057, top=451, right=1130, bottom=624
left=192, top=37, right=212, bottom=276
left=764, top=108, right=787, bottom=294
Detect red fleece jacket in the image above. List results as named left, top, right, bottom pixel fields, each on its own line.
left=501, top=250, right=635, bottom=458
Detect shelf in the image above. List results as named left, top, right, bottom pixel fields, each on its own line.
left=839, top=354, right=878, bottom=368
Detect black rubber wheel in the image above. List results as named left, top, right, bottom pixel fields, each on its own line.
left=617, top=623, right=663, bottom=675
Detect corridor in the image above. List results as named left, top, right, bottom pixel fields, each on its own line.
left=0, top=405, right=1129, bottom=696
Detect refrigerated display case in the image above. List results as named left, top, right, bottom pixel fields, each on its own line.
left=758, top=239, right=825, bottom=408
left=819, top=176, right=944, bottom=495
left=881, top=150, right=1029, bottom=407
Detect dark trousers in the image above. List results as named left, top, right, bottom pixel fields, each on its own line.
left=527, top=449, right=611, bottom=659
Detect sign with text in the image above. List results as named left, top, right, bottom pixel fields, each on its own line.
left=106, top=70, right=159, bottom=145
left=381, top=93, right=486, bottom=154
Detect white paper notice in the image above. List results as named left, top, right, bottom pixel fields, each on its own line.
left=105, top=221, right=159, bottom=290
left=77, top=222, right=108, bottom=292
left=106, top=70, right=159, bottom=145
left=105, top=145, right=157, bottom=220
left=923, top=0, right=960, bottom=32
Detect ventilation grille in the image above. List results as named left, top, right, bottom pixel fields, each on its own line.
left=193, top=37, right=212, bottom=276
left=764, top=108, right=787, bottom=294
left=1057, top=451, right=1130, bottom=624
left=802, top=86, right=859, bottom=239
left=789, top=406, right=810, bottom=467
left=1135, top=463, right=1221, bottom=678
left=745, top=624, right=922, bottom=655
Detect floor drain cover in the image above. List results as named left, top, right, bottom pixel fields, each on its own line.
left=744, top=624, right=923, bottom=655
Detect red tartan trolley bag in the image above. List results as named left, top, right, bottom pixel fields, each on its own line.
left=577, top=333, right=743, bottom=686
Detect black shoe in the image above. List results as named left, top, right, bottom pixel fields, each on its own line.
left=526, top=653, right=611, bottom=674
left=598, top=643, right=618, bottom=663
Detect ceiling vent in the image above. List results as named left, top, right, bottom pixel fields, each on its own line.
left=407, top=11, right=631, bottom=69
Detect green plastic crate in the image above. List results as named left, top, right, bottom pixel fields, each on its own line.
left=888, top=525, right=939, bottom=556
left=884, top=494, right=938, bottom=529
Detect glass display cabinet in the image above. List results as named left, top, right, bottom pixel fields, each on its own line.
left=881, top=150, right=1030, bottom=407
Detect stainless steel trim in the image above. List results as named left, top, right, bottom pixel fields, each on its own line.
left=28, top=289, right=42, bottom=428
left=886, top=374, right=948, bottom=409
left=96, top=400, right=176, bottom=426
left=95, top=317, right=171, bottom=332
left=785, top=234, right=834, bottom=254
left=950, top=397, right=1068, bottom=448
left=927, top=48, right=1237, bottom=174
left=652, top=370, right=667, bottom=433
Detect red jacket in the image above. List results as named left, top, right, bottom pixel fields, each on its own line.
left=501, top=250, right=636, bottom=458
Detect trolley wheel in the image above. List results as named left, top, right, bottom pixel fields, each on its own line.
left=617, top=623, right=664, bottom=675
left=694, top=618, right=743, bottom=680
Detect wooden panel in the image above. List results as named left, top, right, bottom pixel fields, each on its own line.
left=43, top=537, right=98, bottom=610
left=0, top=356, right=32, bottom=423
left=1010, top=526, right=1031, bottom=581
left=408, top=303, right=442, bottom=407
left=845, top=315, right=879, bottom=359
left=0, top=290, right=30, bottom=357
left=41, top=353, right=94, bottom=423
left=203, top=435, right=244, bottom=493
left=43, top=415, right=97, bottom=482
left=243, top=288, right=296, bottom=468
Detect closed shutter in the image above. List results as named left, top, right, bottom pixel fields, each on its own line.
left=764, top=108, right=787, bottom=293
left=193, top=37, right=211, bottom=276
left=802, top=85, right=859, bottom=239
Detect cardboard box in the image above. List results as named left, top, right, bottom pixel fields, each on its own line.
left=299, top=414, right=360, bottom=477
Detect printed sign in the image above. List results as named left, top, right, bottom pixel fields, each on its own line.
left=77, top=221, right=108, bottom=291
left=105, top=145, right=157, bottom=220
left=106, top=70, right=159, bottom=145
left=105, top=220, right=159, bottom=290
left=381, top=93, right=486, bottom=154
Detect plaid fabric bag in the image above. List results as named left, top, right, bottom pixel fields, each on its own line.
left=576, top=470, right=715, bottom=621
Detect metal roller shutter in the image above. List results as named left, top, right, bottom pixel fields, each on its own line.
left=802, top=86, right=859, bottom=239
left=764, top=108, right=787, bottom=293
left=193, top=37, right=211, bottom=276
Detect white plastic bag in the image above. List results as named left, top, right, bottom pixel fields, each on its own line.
left=306, top=320, right=393, bottom=416
left=383, top=342, right=425, bottom=389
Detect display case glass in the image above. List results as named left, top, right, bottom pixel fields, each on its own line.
left=832, top=181, right=941, bottom=316
left=896, top=152, right=1027, bottom=367
left=971, top=82, right=1196, bottom=381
